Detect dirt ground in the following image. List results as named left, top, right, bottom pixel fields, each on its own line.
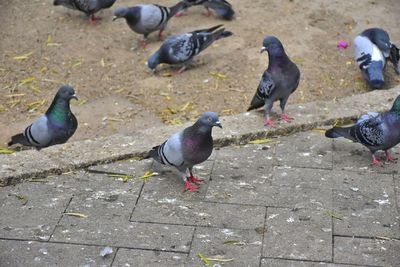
left=1, top=0, right=400, bottom=147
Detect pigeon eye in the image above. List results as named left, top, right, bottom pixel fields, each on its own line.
left=208, top=117, right=212, bottom=123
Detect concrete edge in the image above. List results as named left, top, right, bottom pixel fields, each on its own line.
left=1, top=85, right=400, bottom=186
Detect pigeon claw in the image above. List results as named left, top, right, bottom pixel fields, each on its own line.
left=371, top=156, right=383, bottom=167
left=264, top=118, right=276, bottom=126
left=202, top=8, right=211, bottom=17
left=385, top=151, right=397, bottom=162
left=139, top=40, right=148, bottom=49
left=188, top=175, right=203, bottom=185
left=280, top=114, right=293, bottom=123
left=184, top=180, right=199, bottom=192
left=158, top=30, right=165, bottom=41
left=175, top=11, right=187, bottom=17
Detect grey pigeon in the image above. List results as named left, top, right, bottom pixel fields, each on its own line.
left=147, top=24, right=233, bottom=73
left=145, top=112, right=222, bottom=192
left=354, top=28, right=400, bottom=89
left=247, top=36, right=300, bottom=126
left=177, top=0, right=235, bottom=20
left=53, top=0, right=117, bottom=25
left=112, top=1, right=188, bottom=48
left=325, top=95, right=400, bottom=166
left=8, top=85, right=78, bottom=149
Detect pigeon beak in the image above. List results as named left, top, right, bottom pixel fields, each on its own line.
left=260, top=46, right=267, bottom=53
left=215, top=121, right=222, bottom=128
left=72, top=94, right=78, bottom=100
left=112, top=16, right=118, bottom=21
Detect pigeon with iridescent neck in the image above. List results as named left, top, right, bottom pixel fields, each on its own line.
left=325, top=95, right=400, bottom=166
left=53, top=0, right=117, bottom=25
left=8, top=85, right=78, bottom=149
left=145, top=112, right=222, bottom=192
left=247, top=36, right=300, bottom=126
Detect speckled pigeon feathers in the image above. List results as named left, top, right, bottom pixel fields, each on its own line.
left=325, top=95, right=400, bottom=153
left=8, top=85, right=78, bottom=149
left=53, top=0, right=116, bottom=15
left=147, top=24, right=233, bottom=70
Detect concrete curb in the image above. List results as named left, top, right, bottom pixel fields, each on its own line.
left=1, top=86, right=400, bottom=186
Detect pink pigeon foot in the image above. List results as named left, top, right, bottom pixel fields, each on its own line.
left=385, top=151, right=397, bottom=162
left=139, top=40, right=148, bottom=49
left=264, top=118, right=276, bottom=126
left=184, top=180, right=199, bottom=192
left=280, top=113, right=293, bottom=123
left=175, top=11, right=187, bottom=17
left=175, top=66, right=187, bottom=75
left=371, top=155, right=383, bottom=167
left=89, top=14, right=101, bottom=25
left=188, top=175, right=203, bottom=185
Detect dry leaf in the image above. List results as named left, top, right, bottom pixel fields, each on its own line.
left=64, top=212, right=88, bottom=218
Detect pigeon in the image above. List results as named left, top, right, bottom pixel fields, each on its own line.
left=147, top=24, right=233, bottom=73
left=145, top=112, right=222, bottom=192
left=354, top=28, right=400, bottom=89
left=176, top=0, right=235, bottom=20
left=112, top=1, right=188, bottom=48
left=53, top=0, right=117, bottom=25
left=247, top=36, right=300, bottom=126
left=8, top=85, right=78, bottom=149
left=325, top=95, right=400, bottom=166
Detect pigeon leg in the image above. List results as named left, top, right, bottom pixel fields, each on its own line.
left=385, top=150, right=397, bottom=162
left=89, top=14, right=101, bottom=25
left=188, top=168, right=203, bottom=184
left=202, top=7, right=211, bottom=17
left=175, top=10, right=187, bottom=17
left=279, top=97, right=293, bottom=122
left=158, top=30, right=165, bottom=41
left=371, top=154, right=383, bottom=166
left=175, top=66, right=187, bottom=75
left=264, top=100, right=275, bottom=126
left=264, top=118, right=276, bottom=126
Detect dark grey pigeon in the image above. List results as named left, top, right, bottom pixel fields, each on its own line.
left=145, top=112, right=222, bottom=192
left=325, top=95, right=400, bottom=166
left=354, top=28, right=400, bottom=89
left=112, top=1, right=188, bottom=48
left=53, top=0, right=117, bottom=25
left=177, top=0, right=235, bottom=20
left=247, top=36, right=300, bottom=126
left=147, top=24, right=233, bottom=73
left=8, top=85, right=78, bottom=150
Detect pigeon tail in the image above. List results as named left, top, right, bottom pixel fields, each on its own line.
left=215, top=29, right=233, bottom=40
left=247, top=92, right=265, bottom=111
left=169, top=1, right=190, bottom=17
left=53, top=0, right=68, bottom=6
left=214, top=7, right=234, bottom=20
left=366, top=61, right=385, bottom=89
left=389, top=44, right=400, bottom=74
left=8, top=133, right=29, bottom=147
left=325, top=127, right=353, bottom=140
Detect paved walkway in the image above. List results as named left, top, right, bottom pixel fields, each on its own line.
left=0, top=130, right=399, bottom=266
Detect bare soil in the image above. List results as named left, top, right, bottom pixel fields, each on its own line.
left=1, top=0, right=399, bottom=146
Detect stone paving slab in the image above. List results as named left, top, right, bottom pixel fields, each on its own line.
left=395, top=174, right=400, bottom=213
left=112, top=248, right=186, bottom=267
left=0, top=240, right=114, bottom=267
left=131, top=198, right=266, bottom=229
left=334, top=236, right=400, bottom=266
left=274, top=131, right=333, bottom=169
left=261, top=258, right=355, bottom=267
left=263, top=207, right=332, bottom=262
left=332, top=170, right=399, bottom=239
left=0, top=180, right=71, bottom=241
left=187, top=227, right=263, bottom=266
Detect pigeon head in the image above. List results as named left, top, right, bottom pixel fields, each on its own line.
left=198, top=112, right=222, bottom=128
left=260, top=36, right=284, bottom=54
left=147, top=51, right=161, bottom=71
left=390, top=95, right=400, bottom=115
left=57, top=85, right=78, bottom=101
left=113, top=7, right=139, bottom=21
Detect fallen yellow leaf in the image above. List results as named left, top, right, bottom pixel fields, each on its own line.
left=64, top=212, right=88, bottom=218
left=248, top=139, right=275, bottom=144
left=13, top=52, right=33, bottom=60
